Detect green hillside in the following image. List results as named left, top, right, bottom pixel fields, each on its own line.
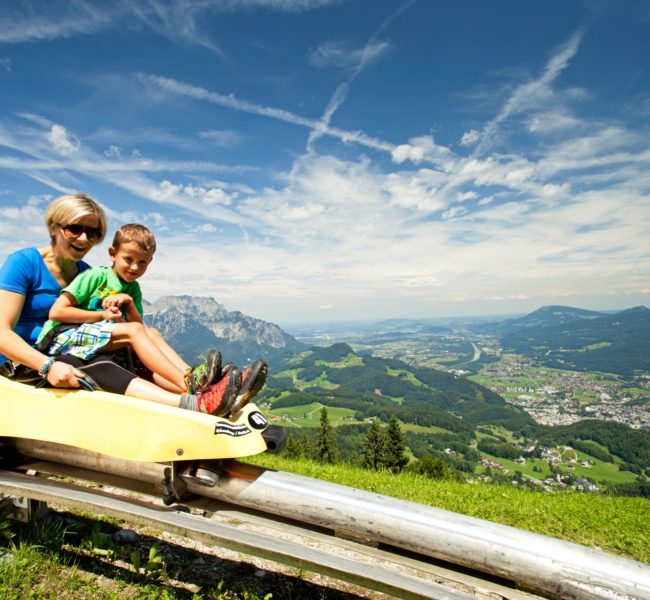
left=501, top=306, right=650, bottom=377
left=264, top=342, right=534, bottom=430
left=261, top=343, right=650, bottom=493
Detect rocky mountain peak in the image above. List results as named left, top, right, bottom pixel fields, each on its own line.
left=143, top=295, right=305, bottom=365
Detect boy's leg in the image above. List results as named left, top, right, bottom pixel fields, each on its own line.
left=150, top=373, right=185, bottom=394
left=106, top=322, right=186, bottom=389
left=145, top=327, right=190, bottom=371
left=145, top=328, right=222, bottom=393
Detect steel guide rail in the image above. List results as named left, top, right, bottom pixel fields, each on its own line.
left=2, top=439, right=650, bottom=600
left=1, top=468, right=505, bottom=600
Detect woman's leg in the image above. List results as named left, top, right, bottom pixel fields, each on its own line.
left=58, top=355, right=240, bottom=416
left=123, top=376, right=181, bottom=407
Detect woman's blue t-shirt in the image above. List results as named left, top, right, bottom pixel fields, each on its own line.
left=0, top=247, right=90, bottom=365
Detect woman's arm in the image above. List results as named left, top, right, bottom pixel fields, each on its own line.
left=0, top=289, right=82, bottom=386
left=50, top=292, right=121, bottom=323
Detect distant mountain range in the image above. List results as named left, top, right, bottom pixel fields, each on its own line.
left=143, top=298, right=649, bottom=377
left=143, top=295, right=305, bottom=366
left=471, top=305, right=650, bottom=377
left=469, top=305, right=609, bottom=336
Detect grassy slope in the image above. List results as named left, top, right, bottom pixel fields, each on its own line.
left=247, top=454, right=650, bottom=564
left=267, top=352, right=647, bottom=485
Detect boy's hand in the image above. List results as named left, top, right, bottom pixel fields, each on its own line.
left=102, top=306, right=124, bottom=322
left=102, top=293, right=133, bottom=309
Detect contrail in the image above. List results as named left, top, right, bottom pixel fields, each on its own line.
left=143, top=74, right=396, bottom=154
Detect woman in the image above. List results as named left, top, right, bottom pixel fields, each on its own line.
left=0, top=193, right=258, bottom=417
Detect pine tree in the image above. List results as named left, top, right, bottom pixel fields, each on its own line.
left=284, top=432, right=308, bottom=459
left=384, top=416, right=409, bottom=473
left=362, top=419, right=387, bottom=470
left=316, top=407, right=339, bottom=464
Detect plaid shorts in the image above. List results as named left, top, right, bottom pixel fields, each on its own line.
left=48, top=320, right=117, bottom=360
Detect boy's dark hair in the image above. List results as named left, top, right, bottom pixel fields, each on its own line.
left=112, top=223, right=157, bottom=254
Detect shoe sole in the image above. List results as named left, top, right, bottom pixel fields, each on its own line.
left=227, top=360, right=267, bottom=417
left=204, top=349, right=222, bottom=388
left=191, top=349, right=222, bottom=394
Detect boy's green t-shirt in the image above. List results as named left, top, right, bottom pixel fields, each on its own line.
left=36, top=266, right=143, bottom=345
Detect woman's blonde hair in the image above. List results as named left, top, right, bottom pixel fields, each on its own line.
left=45, top=193, right=108, bottom=243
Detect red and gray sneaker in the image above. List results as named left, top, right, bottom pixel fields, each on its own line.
left=221, top=359, right=268, bottom=417
left=196, top=366, right=242, bottom=416
left=185, top=349, right=222, bottom=394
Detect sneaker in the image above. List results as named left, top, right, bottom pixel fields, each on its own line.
left=185, top=349, right=222, bottom=394
left=225, top=359, right=268, bottom=417
left=196, top=367, right=242, bottom=417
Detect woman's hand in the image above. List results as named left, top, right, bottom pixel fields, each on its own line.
left=46, top=360, right=85, bottom=388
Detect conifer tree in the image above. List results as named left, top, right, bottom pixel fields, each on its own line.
left=284, top=432, right=308, bottom=459
left=384, top=416, right=409, bottom=473
left=316, top=407, right=339, bottom=464
left=362, top=419, right=387, bottom=470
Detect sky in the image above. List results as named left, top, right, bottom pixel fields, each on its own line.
left=0, top=0, right=649, bottom=325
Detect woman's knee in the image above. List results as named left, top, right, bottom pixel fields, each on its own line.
left=80, top=358, right=137, bottom=394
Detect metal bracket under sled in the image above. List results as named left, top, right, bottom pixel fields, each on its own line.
left=0, top=493, right=49, bottom=522
left=162, top=460, right=224, bottom=506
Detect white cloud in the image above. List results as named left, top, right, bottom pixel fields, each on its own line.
left=213, top=0, right=347, bottom=11
left=104, top=145, right=122, bottom=158
left=526, top=110, right=582, bottom=133
left=152, top=180, right=238, bottom=207
left=195, top=223, right=217, bottom=233
left=456, top=191, right=477, bottom=201
left=474, top=30, right=583, bottom=153
left=308, top=40, right=389, bottom=69
left=0, top=0, right=347, bottom=60
left=391, top=135, right=453, bottom=166
left=392, top=143, right=424, bottom=164
left=199, top=129, right=244, bottom=147
left=441, top=205, right=467, bottom=220
left=405, top=276, right=441, bottom=288
left=47, top=125, right=80, bottom=156
left=0, top=2, right=112, bottom=44
left=0, top=58, right=11, bottom=72
left=460, top=129, right=480, bottom=146
left=383, top=171, right=447, bottom=213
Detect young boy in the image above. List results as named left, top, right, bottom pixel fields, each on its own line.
left=37, top=224, right=265, bottom=417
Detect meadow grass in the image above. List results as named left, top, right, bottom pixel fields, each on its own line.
left=478, top=450, right=638, bottom=484
left=247, top=454, right=650, bottom=564
left=269, top=403, right=358, bottom=427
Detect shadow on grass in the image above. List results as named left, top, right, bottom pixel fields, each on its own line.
left=2, top=510, right=367, bottom=600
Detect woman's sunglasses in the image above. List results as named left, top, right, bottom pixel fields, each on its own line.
left=58, top=223, right=102, bottom=242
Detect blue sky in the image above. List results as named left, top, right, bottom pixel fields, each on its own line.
left=0, top=0, right=649, bottom=325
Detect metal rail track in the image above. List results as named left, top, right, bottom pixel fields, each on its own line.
left=2, top=440, right=649, bottom=599
left=0, top=465, right=540, bottom=600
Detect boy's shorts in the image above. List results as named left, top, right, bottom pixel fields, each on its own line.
left=48, top=320, right=117, bottom=360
